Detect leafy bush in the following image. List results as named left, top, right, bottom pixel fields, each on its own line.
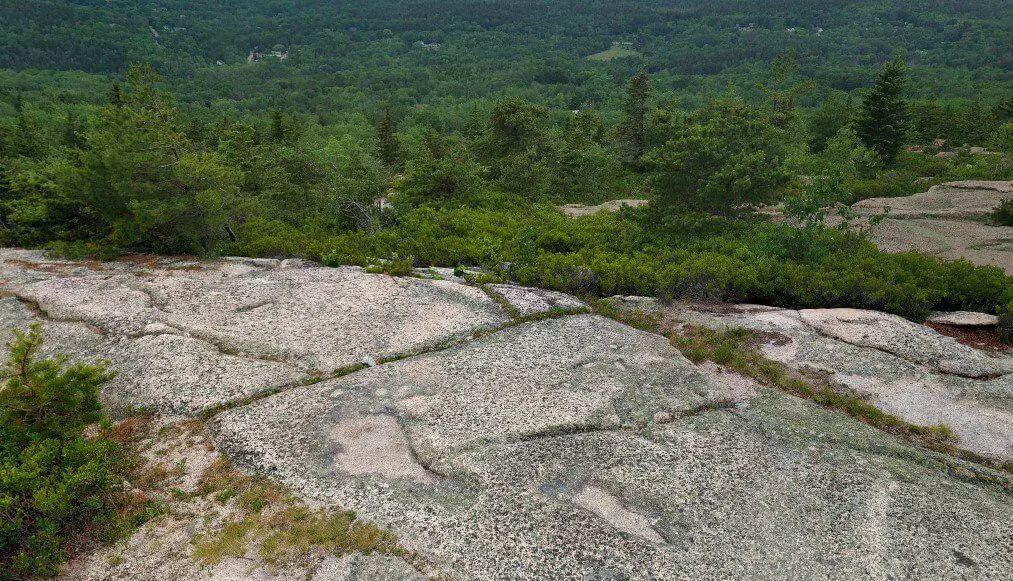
left=993, top=199, right=1013, bottom=227
left=322, top=202, right=1012, bottom=321
left=999, top=302, right=1013, bottom=345
left=0, top=325, right=124, bottom=578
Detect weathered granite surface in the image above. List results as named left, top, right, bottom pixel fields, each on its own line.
left=845, top=180, right=1013, bottom=273
left=660, top=302, right=1013, bottom=464
left=486, top=283, right=589, bottom=317
left=0, top=250, right=508, bottom=413
left=1, top=250, right=1011, bottom=579
left=928, top=311, right=1000, bottom=327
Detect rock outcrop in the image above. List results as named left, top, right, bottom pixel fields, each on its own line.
left=654, top=302, right=1013, bottom=463
left=558, top=198, right=650, bottom=218
left=1, top=250, right=1011, bottom=579
left=848, top=180, right=1013, bottom=273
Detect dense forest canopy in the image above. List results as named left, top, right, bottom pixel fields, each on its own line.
left=0, top=1, right=1010, bottom=324
left=2, top=0, right=1011, bottom=113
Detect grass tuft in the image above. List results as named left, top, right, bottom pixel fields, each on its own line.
left=192, top=458, right=405, bottom=567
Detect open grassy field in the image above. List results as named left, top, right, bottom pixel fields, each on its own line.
left=587, top=43, right=640, bottom=61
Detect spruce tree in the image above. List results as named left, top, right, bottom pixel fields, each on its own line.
left=269, top=109, right=286, bottom=143
left=856, top=58, right=909, bottom=164
left=376, top=106, right=400, bottom=167
left=108, top=83, right=123, bottom=108
left=63, top=110, right=81, bottom=148
left=618, top=71, right=651, bottom=166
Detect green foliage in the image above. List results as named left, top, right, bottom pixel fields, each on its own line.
left=757, top=52, right=813, bottom=130
left=993, top=199, right=1013, bottom=227
left=321, top=200, right=1011, bottom=321
left=375, top=107, right=401, bottom=168
left=400, top=132, right=484, bottom=201
left=617, top=72, right=651, bottom=166
left=56, top=64, right=242, bottom=254
left=998, top=302, right=1013, bottom=345
left=805, top=93, right=855, bottom=153
left=855, top=58, right=910, bottom=165
left=646, top=96, right=789, bottom=214
left=0, top=325, right=123, bottom=579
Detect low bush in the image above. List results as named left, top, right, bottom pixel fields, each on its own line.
left=993, top=199, right=1013, bottom=227
left=322, top=203, right=1012, bottom=321
left=0, top=325, right=133, bottom=578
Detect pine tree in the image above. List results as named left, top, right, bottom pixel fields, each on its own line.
left=269, top=109, right=286, bottom=143
left=759, top=52, right=813, bottom=129
left=63, top=110, right=81, bottom=148
left=375, top=106, right=400, bottom=167
left=617, top=71, right=651, bottom=167
left=855, top=58, right=909, bottom=164
left=108, top=83, right=123, bottom=108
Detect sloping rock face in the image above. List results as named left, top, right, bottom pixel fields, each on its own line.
left=657, top=302, right=1013, bottom=464
left=848, top=180, right=1013, bottom=273
left=927, top=310, right=1000, bottom=327
left=558, top=198, right=650, bottom=218
left=1, top=250, right=1012, bottom=579
left=853, top=180, right=1012, bottom=219
left=0, top=250, right=507, bottom=414
left=211, top=314, right=1012, bottom=579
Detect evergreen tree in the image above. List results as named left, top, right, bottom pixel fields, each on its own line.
left=855, top=58, right=909, bottom=164
left=14, top=110, right=37, bottom=157
left=63, top=110, right=82, bottom=148
left=759, top=52, right=813, bottom=130
left=617, top=72, right=651, bottom=167
left=269, top=109, right=286, bottom=143
left=108, top=83, right=123, bottom=108
left=375, top=106, right=400, bottom=167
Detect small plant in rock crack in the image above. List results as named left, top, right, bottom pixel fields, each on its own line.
left=192, top=458, right=404, bottom=567
left=669, top=325, right=967, bottom=456
left=0, top=324, right=160, bottom=578
left=998, top=301, right=1013, bottom=345
left=365, top=253, right=415, bottom=276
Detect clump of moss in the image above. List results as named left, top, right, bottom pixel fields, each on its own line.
left=364, top=253, right=415, bottom=276
left=588, top=299, right=661, bottom=332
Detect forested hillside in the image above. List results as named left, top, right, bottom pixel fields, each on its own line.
left=0, top=1, right=1010, bottom=323
left=2, top=0, right=1011, bottom=110
left=1, top=5, right=1012, bottom=572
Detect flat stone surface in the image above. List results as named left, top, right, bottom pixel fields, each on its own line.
left=798, top=308, right=1011, bottom=378
left=0, top=295, right=303, bottom=416
left=486, top=284, right=588, bottom=317
left=212, top=314, right=749, bottom=479
left=928, top=311, right=1000, bottom=327
left=865, top=217, right=1013, bottom=274
left=0, top=252, right=509, bottom=414
left=558, top=198, right=650, bottom=218
left=211, top=313, right=1013, bottom=579
left=839, top=181, right=1013, bottom=273
left=660, top=301, right=1013, bottom=463
left=147, top=267, right=508, bottom=370
left=852, top=180, right=1013, bottom=219
left=310, top=554, right=426, bottom=580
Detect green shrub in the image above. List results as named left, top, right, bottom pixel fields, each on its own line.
left=998, top=302, right=1013, bottom=345
left=993, top=199, right=1013, bottom=227
left=320, top=201, right=1011, bottom=321
left=0, top=325, right=124, bottom=578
